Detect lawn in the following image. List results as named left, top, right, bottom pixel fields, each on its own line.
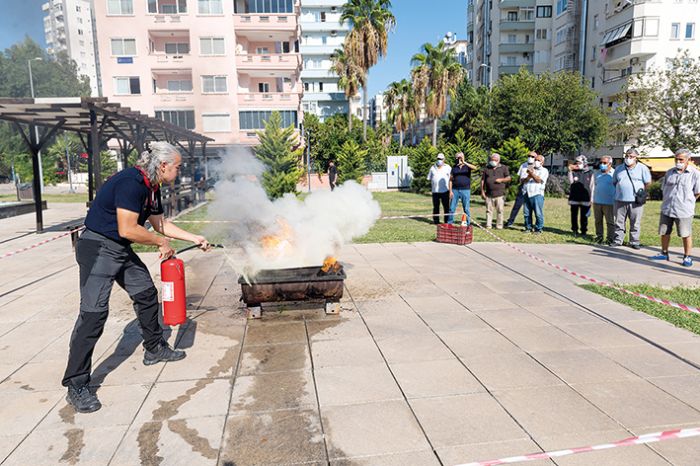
left=0, top=193, right=88, bottom=203
left=581, top=284, right=700, bottom=336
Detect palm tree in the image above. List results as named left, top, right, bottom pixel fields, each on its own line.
left=384, top=79, right=417, bottom=147
left=411, top=40, right=465, bottom=146
left=330, top=45, right=365, bottom=131
left=341, top=0, right=396, bottom=141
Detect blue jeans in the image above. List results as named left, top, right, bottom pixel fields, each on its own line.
left=449, top=189, right=470, bottom=224
left=523, top=194, right=545, bottom=232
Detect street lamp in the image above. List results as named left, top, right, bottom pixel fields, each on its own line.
left=479, top=63, right=492, bottom=89
left=28, top=57, right=44, bottom=195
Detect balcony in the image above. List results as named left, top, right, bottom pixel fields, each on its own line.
left=603, top=38, right=658, bottom=67
left=299, top=44, right=339, bottom=55
left=499, top=0, right=536, bottom=7
left=234, top=14, right=298, bottom=33
left=152, top=69, right=194, bottom=103
left=238, top=92, right=301, bottom=108
left=299, top=21, right=350, bottom=32
left=499, top=64, right=533, bottom=74
left=499, top=20, right=535, bottom=31
left=300, top=68, right=334, bottom=79
left=236, top=53, right=301, bottom=72
left=499, top=43, right=534, bottom=53
left=298, top=0, right=345, bottom=6
left=303, top=91, right=346, bottom=102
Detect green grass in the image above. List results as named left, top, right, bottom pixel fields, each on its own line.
left=581, top=283, right=700, bottom=336
left=0, top=193, right=88, bottom=203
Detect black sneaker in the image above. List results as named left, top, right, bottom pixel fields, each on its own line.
left=143, top=342, right=186, bottom=366
left=630, top=244, right=642, bottom=250
left=66, top=385, right=101, bottom=413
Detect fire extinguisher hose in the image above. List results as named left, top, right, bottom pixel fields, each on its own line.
left=174, top=243, right=225, bottom=255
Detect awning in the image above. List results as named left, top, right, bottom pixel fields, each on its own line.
left=639, top=157, right=697, bottom=173
left=604, top=22, right=632, bottom=46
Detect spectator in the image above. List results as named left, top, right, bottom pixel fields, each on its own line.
left=505, top=151, right=536, bottom=228
left=481, top=153, right=511, bottom=229
left=521, top=153, right=549, bottom=234
left=449, top=151, right=478, bottom=224
left=328, top=160, right=337, bottom=191
left=611, top=148, right=651, bottom=249
left=567, top=155, right=594, bottom=236
left=427, top=153, right=452, bottom=224
left=592, top=155, right=616, bottom=244
left=650, top=148, right=700, bottom=267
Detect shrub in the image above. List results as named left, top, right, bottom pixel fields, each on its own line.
left=337, top=139, right=368, bottom=184
left=648, top=180, right=663, bottom=200
left=406, top=137, right=438, bottom=194
left=255, top=112, right=303, bottom=199
left=545, top=173, right=570, bottom=198
left=493, top=136, right=530, bottom=201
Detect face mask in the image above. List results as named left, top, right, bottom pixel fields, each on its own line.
left=437, top=160, right=444, bottom=166
left=527, top=157, right=535, bottom=164
left=676, top=162, right=686, bottom=170
left=599, top=164, right=608, bottom=171
left=534, top=161, right=542, bottom=168
left=489, top=160, right=497, bottom=167
left=624, top=157, right=635, bottom=166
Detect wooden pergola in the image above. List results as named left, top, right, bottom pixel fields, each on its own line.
left=0, top=97, right=214, bottom=232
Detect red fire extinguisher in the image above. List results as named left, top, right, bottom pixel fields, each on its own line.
left=161, top=256, right=186, bottom=326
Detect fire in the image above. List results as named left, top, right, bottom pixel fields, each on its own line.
left=321, top=256, right=342, bottom=274
left=260, top=219, right=294, bottom=258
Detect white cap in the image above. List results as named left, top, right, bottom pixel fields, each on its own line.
left=437, top=153, right=445, bottom=160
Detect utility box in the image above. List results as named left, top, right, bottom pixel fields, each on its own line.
left=387, top=156, right=410, bottom=189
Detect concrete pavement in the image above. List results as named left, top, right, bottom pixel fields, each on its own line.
left=1, top=205, right=700, bottom=465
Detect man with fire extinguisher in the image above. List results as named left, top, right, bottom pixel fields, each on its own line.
left=62, top=141, right=210, bottom=413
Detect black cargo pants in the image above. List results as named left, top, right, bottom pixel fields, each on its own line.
left=62, top=229, right=163, bottom=388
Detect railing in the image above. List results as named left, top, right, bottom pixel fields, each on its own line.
left=236, top=53, right=301, bottom=68
left=234, top=14, right=297, bottom=29
left=153, top=53, right=190, bottom=64
left=162, top=184, right=206, bottom=218
left=239, top=92, right=301, bottom=105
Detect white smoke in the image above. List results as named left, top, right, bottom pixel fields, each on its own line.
left=207, top=149, right=381, bottom=275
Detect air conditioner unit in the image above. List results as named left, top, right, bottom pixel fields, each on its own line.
left=630, top=57, right=639, bottom=65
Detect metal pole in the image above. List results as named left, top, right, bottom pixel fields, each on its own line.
left=29, top=124, right=44, bottom=232
left=28, top=59, right=44, bottom=195
left=306, top=129, right=311, bottom=192
left=65, top=133, right=74, bottom=193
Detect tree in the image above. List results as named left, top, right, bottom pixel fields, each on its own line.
left=405, top=136, right=438, bottom=194
left=330, top=44, right=365, bottom=130
left=341, top=0, right=396, bottom=141
left=255, top=112, right=303, bottom=199
left=337, top=139, right=368, bottom=184
left=440, top=77, right=498, bottom=149
left=493, top=136, right=530, bottom=200
left=615, top=51, right=700, bottom=153
left=384, top=79, right=417, bottom=147
left=411, top=40, right=465, bottom=146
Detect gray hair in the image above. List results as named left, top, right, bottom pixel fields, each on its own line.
left=675, top=148, right=691, bottom=159
left=625, top=147, right=639, bottom=157
left=490, top=152, right=501, bottom=160
left=137, top=141, right=180, bottom=183
left=601, top=155, right=612, bottom=163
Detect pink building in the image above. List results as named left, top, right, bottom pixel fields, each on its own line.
left=93, top=0, right=303, bottom=149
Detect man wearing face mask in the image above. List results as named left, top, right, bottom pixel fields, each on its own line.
left=427, top=153, right=452, bottom=224
left=567, top=155, right=594, bottom=236
left=505, top=151, right=537, bottom=228
left=481, top=153, right=511, bottom=229
left=449, top=151, right=478, bottom=224
left=592, top=156, right=616, bottom=244
left=650, top=148, right=700, bottom=267
left=611, top=148, right=651, bottom=249
left=521, top=153, right=549, bottom=233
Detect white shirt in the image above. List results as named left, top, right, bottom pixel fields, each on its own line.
left=427, top=164, right=452, bottom=193
left=516, top=162, right=530, bottom=193
left=520, top=165, right=549, bottom=198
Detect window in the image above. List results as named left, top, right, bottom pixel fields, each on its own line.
left=505, top=56, right=517, bottom=66
left=304, top=82, right=309, bottom=91
left=77, top=17, right=83, bottom=23
left=686, top=22, right=695, bottom=39
left=202, top=114, right=231, bottom=132
left=556, top=0, right=567, bottom=15
left=148, top=0, right=188, bottom=13
left=258, top=82, right=270, bottom=92
left=256, top=47, right=269, bottom=54
left=200, top=37, right=225, bottom=55
left=645, top=18, right=659, bottom=36
left=282, top=41, right=290, bottom=53
left=198, top=0, right=223, bottom=14
left=155, top=110, right=195, bottom=129
left=114, top=77, right=140, bottom=95
left=536, top=5, right=552, bottom=17
left=671, top=22, right=680, bottom=39
left=555, top=27, right=568, bottom=45
left=536, top=29, right=548, bottom=40
left=522, top=8, right=534, bottom=20
left=76, top=5, right=81, bottom=11
left=111, top=38, right=137, bottom=56
left=240, top=0, right=294, bottom=13
left=202, top=75, right=227, bottom=93
left=593, top=14, right=599, bottom=30
left=320, top=11, right=326, bottom=22
left=165, top=42, right=190, bottom=54
left=507, top=11, right=518, bottom=20
left=167, top=79, right=193, bottom=92
left=318, top=82, right=323, bottom=91
left=78, top=29, right=83, bottom=35
left=239, top=110, right=297, bottom=129
left=107, top=0, right=133, bottom=15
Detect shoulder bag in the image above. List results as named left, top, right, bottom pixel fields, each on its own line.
left=625, top=167, right=647, bottom=206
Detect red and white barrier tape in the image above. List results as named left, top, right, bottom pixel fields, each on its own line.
left=455, top=426, right=700, bottom=466
left=173, top=213, right=448, bottom=224
left=471, top=221, right=700, bottom=316
left=0, top=226, right=84, bottom=260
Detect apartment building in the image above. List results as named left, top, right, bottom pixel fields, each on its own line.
left=42, top=0, right=100, bottom=96
left=93, top=0, right=303, bottom=148
left=584, top=0, right=700, bottom=158
left=369, top=93, right=387, bottom=128
left=299, top=0, right=350, bottom=121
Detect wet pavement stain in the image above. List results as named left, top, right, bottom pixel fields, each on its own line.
left=19, top=384, right=34, bottom=391
left=137, top=422, right=164, bottom=466
left=59, top=428, right=85, bottom=465
left=167, top=419, right=217, bottom=459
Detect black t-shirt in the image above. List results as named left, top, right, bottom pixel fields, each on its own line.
left=451, top=164, right=472, bottom=189
left=328, top=165, right=337, bottom=182
left=84, top=167, right=164, bottom=244
left=482, top=165, right=511, bottom=197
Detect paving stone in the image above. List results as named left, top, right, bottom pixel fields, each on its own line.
left=362, top=311, right=434, bottom=341
left=531, top=348, right=641, bottom=384
left=584, top=302, right=656, bottom=322
left=323, top=400, right=430, bottom=459
left=647, top=375, right=700, bottom=411
left=390, top=359, right=483, bottom=399
left=0, top=361, right=65, bottom=393
left=402, top=295, right=468, bottom=313
left=316, top=363, right=402, bottom=407
left=503, top=291, right=567, bottom=307
left=464, top=352, right=563, bottom=390
left=311, top=337, right=384, bottom=368
left=230, top=369, right=316, bottom=414
left=410, top=393, right=528, bottom=448
left=244, top=321, right=308, bottom=346
left=493, top=385, right=620, bottom=439
left=439, top=329, right=521, bottom=362
left=331, top=450, right=440, bottom=465
left=158, top=345, right=240, bottom=382
left=0, top=390, right=63, bottom=436
left=238, top=342, right=311, bottom=375
left=220, top=408, right=326, bottom=465
left=573, top=380, right=700, bottom=430
left=306, top=317, right=371, bottom=341
left=525, top=305, right=605, bottom=325
left=622, top=319, right=700, bottom=345
left=497, top=325, right=588, bottom=353
left=375, top=334, right=455, bottom=364
left=557, top=322, right=648, bottom=348
left=648, top=433, right=700, bottom=466
left=600, top=345, right=700, bottom=378
left=471, top=307, right=550, bottom=329
left=436, top=438, right=554, bottom=466
left=417, top=309, right=490, bottom=333
left=0, top=434, right=24, bottom=464
left=89, top=353, right=163, bottom=387
left=441, top=288, right=516, bottom=311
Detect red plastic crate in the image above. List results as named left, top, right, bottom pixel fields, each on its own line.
left=436, top=224, right=473, bottom=245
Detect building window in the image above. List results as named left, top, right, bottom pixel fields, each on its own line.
left=320, top=11, right=326, bottom=22
left=76, top=5, right=81, bottom=11
left=507, top=11, right=518, bottom=21
left=114, top=77, right=140, bottom=95
left=593, top=14, right=599, bottom=30
left=319, top=82, right=324, bottom=91
left=671, top=22, right=680, bottom=39
left=111, top=38, right=137, bottom=56
left=536, top=29, right=548, bottom=40
left=522, top=8, right=534, bottom=20
left=555, top=0, right=567, bottom=15
left=239, top=110, right=297, bottom=130
left=77, top=17, right=83, bottom=23
left=165, top=42, right=190, bottom=54
left=258, top=82, right=270, bottom=92
left=686, top=22, right=695, bottom=39
left=507, top=34, right=516, bottom=43
left=78, top=29, right=84, bottom=35
left=148, top=0, right=187, bottom=13
left=202, top=75, right=228, bottom=93
left=239, top=0, right=294, bottom=13
left=200, top=37, right=225, bottom=55
left=202, top=114, right=231, bottom=132
left=198, top=0, right=223, bottom=14
left=506, top=56, right=516, bottom=66
left=167, top=80, right=193, bottom=92
left=536, top=5, right=552, bottom=17
left=107, top=0, right=134, bottom=15
left=304, top=82, right=309, bottom=91
left=155, top=110, right=195, bottom=129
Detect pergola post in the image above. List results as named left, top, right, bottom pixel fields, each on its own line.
left=89, top=109, right=103, bottom=191
left=202, top=141, right=208, bottom=180
left=29, top=124, right=44, bottom=233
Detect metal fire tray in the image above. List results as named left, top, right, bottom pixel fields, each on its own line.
left=238, top=265, right=346, bottom=318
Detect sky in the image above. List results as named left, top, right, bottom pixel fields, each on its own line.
left=0, top=0, right=466, bottom=96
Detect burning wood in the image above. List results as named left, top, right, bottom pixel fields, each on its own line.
left=259, top=219, right=294, bottom=259
left=319, top=256, right=343, bottom=275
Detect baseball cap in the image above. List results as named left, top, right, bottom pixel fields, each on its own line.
left=437, top=153, right=445, bottom=160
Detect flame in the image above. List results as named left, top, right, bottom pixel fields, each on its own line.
left=260, top=219, right=294, bottom=258
left=321, top=256, right=337, bottom=272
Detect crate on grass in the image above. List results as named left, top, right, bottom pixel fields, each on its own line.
left=436, top=223, right=473, bottom=245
